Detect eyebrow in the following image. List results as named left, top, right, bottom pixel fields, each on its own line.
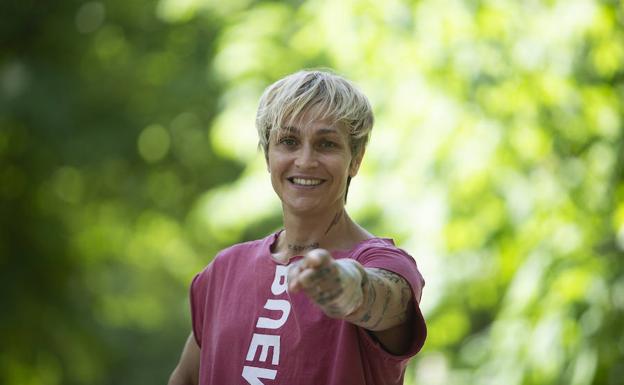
left=317, top=127, right=340, bottom=135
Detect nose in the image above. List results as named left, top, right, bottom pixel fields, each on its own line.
left=294, top=144, right=318, bottom=169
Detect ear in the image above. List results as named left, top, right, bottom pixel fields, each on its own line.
left=349, top=147, right=365, bottom=177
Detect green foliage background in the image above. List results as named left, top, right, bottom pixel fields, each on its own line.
left=1, top=0, right=623, bottom=384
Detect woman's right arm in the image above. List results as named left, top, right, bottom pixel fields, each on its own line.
left=168, top=332, right=200, bottom=385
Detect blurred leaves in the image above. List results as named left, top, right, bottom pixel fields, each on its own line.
left=1, top=0, right=623, bottom=384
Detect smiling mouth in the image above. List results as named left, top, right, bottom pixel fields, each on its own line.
left=288, top=177, right=324, bottom=186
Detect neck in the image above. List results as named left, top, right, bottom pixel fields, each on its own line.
left=286, top=207, right=345, bottom=241
left=274, top=205, right=361, bottom=262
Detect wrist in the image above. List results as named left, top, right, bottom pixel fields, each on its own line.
left=324, top=259, right=365, bottom=317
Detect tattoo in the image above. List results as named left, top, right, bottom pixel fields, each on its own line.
left=357, top=274, right=376, bottom=323
left=400, top=286, right=411, bottom=309
left=324, top=209, right=343, bottom=235
left=359, top=308, right=372, bottom=323
left=324, top=305, right=345, bottom=318
left=315, top=287, right=344, bottom=305
left=350, top=268, right=414, bottom=329
left=311, top=263, right=365, bottom=317
left=317, top=266, right=332, bottom=276
left=307, top=266, right=333, bottom=284
left=370, top=275, right=392, bottom=329
left=375, top=269, right=403, bottom=284
left=288, top=242, right=319, bottom=253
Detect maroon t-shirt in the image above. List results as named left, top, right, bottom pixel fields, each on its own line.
left=191, top=232, right=426, bottom=385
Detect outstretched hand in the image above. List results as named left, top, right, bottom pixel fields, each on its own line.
left=287, top=249, right=365, bottom=318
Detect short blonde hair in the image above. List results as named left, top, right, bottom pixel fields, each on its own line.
left=256, top=69, right=374, bottom=158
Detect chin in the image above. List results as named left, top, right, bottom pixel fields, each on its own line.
left=283, top=199, right=323, bottom=214
left=285, top=204, right=320, bottom=215
left=284, top=197, right=345, bottom=216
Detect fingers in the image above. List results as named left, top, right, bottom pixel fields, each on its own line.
left=287, top=261, right=305, bottom=293
left=286, top=249, right=365, bottom=318
left=287, top=248, right=334, bottom=293
left=301, top=249, right=331, bottom=269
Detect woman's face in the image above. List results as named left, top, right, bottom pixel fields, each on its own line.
left=267, top=114, right=362, bottom=216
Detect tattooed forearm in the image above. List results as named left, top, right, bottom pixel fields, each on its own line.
left=346, top=268, right=413, bottom=331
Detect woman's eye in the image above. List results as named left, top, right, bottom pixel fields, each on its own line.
left=279, top=137, right=297, bottom=146
left=320, top=141, right=337, bottom=148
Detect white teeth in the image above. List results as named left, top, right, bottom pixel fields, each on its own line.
left=292, top=178, right=322, bottom=186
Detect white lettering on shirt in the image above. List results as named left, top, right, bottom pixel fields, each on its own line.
left=242, top=366, right=277, bottom=385
left=256, top=299, right=290, bottom=329
left=271, top=265, right=288, bottom=295
left=242, top=264, right=291, bottom=384
left=246, top=333, right=280, bottom=365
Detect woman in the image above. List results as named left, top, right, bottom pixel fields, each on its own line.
left=169, top=70, right=426, bottom=385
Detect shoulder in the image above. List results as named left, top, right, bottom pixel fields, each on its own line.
left=213, top=237, right=268, bottom=262
left=351, top=238, right=425, bottom=295
left=351, top=237, right=413, bottom=263
left=191, top=234, right=274, bottom=294
left=196, top=232, right=276, bottom=276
